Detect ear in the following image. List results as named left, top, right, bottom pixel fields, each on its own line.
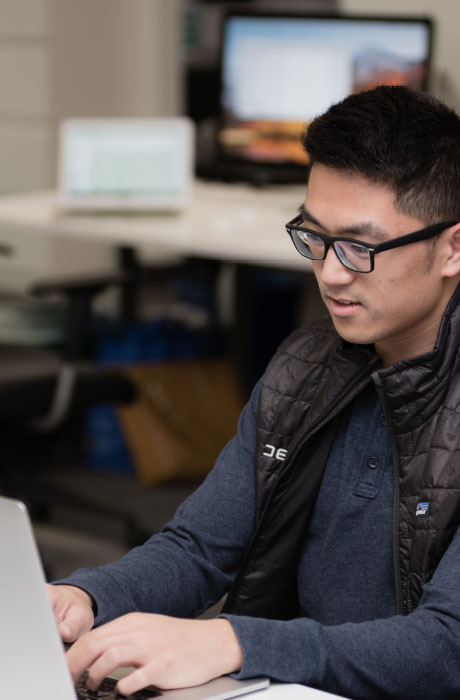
left=441, top=225, right=460, bottom=278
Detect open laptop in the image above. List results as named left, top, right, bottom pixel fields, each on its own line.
left=57, top=118, right=195, bottom=212
left=0, top=495, right=269, bottom=700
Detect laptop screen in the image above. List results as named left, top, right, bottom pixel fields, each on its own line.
left=217, top=13, right=433, bottom=170
left=58, top=118, right=194, bottom=211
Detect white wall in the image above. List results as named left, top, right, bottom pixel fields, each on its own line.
left=51, top=0, right=184, bottom=121
left=0, top=0, right=185, bottom=194
left=0, top=0, right=53, bottom=192
left=340, top=0, right=460, bottom=112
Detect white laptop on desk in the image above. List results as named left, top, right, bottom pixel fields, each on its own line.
left=57, top=118, right=194, bottom=213
left=0, top=495, right=269, bottom=700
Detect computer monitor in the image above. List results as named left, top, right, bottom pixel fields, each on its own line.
left=216, top=12, right=433, bottom=182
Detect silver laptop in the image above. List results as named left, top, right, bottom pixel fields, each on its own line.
left=57, top=118, right=194, bottom=212
left=0, top=496, right=269, bottom=700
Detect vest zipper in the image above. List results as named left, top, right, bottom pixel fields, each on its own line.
left=373, top=372, right=403, bottom=616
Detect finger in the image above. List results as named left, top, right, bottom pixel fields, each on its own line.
left=46, top=585, right=94, bottom=641
left=58, top=605, right=92, bottom=642
left=66, top=622, right=131, bottom=683
left=58, top=621, right=76, bottom=642
left=85, top=645, right=136, bottom=691
left=116, top=665, right=156, bottom=696
left=66, top=632, right=106, bottom=682
left=46, top=584, right=66, bottom=622
left=46, top=587, right=76, bottom=640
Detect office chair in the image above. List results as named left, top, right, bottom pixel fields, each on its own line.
left=0, top=272, right=200, bottom=556
left=0, top=274, right=138, bottom=535
left=0, top=274, right=135, bottom=425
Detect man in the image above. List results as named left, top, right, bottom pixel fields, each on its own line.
left=49, top=86, right=460, bottom=699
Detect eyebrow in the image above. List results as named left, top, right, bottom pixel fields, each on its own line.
left=298, top=204, right=389, bottom=242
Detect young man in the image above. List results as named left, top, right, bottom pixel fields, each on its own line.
left=49, top=86, right=460, bottom=699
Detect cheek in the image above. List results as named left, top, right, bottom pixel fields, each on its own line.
left=373, top=255, right=424, bottom=297
left=366, top=271, right=418, bottom=320
left=372, top=266, right=437, bottom=326
left=370, top=275, right=392, bottom=303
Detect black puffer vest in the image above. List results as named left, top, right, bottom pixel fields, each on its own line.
left=223, top=284, right=460, bottom=619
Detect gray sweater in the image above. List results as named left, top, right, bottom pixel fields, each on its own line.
left=59, top=381, right=460, bottom=699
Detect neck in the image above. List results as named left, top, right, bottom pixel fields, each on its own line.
left=375, top=280, right=460, bottom=367
left=375, top=309, right=446, bottom=368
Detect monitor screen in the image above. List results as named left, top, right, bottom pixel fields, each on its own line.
left=218, top=14, right=433, bottom=169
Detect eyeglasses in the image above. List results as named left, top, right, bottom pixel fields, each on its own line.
left=285, top=215, right=457, bottom=273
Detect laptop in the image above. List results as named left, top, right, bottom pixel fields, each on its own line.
left=0, top=495, right=269, bottom=700
left=57, top=118, right=195, bottom=212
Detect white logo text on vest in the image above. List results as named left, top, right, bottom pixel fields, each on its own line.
left=263, top=444, right=288, bottom=461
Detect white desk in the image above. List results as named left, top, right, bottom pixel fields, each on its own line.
left=0, top=181, right=313, bottom=388
left=0, top=181, right=310, bottom=292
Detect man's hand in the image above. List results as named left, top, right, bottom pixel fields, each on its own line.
left=67, top=613, right=243, bottom=695
left=47, top=584, right=95, bottom=642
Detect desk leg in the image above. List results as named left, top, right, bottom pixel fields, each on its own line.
left=233, top=265, right=305, bottom=396
left=232, top=265, right=257, bottom=397
left=118, top=246, right=141, bottom=321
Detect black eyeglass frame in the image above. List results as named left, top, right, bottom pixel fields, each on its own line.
left=285, top=215, right=457, bottom=273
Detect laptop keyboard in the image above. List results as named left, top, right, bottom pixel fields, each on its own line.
left=76, top=672, right=161, bottom=699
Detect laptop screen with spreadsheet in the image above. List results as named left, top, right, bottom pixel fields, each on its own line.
left=58, top=118, right=195, bottom=212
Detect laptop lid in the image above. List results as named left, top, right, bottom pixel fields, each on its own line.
left=57, top=118, right=195, bottom=212
left=0, top=496, right=269, bottom=700
left=0, top=496, right=77, bottom=699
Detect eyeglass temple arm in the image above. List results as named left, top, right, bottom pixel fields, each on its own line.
left=373, top=222, right=457, bottom=253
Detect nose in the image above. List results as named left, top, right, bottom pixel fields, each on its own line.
left=316, top=246, right=356, bottom=286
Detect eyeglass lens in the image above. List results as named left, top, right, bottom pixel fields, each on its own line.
left=295, top=230, right=371, bottom=272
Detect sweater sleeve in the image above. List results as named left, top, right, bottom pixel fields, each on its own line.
left=223, top=523, right=460, bottom=700
left=54, top=380, right=261, bottom=625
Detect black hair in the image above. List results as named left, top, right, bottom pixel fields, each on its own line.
left=302, top=86, right=460, bottom=224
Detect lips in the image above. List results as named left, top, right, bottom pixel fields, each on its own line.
left=326, top=295, right=362, bottom=317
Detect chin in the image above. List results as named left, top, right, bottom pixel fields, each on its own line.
left=331, top=318, right=376, bottom=347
